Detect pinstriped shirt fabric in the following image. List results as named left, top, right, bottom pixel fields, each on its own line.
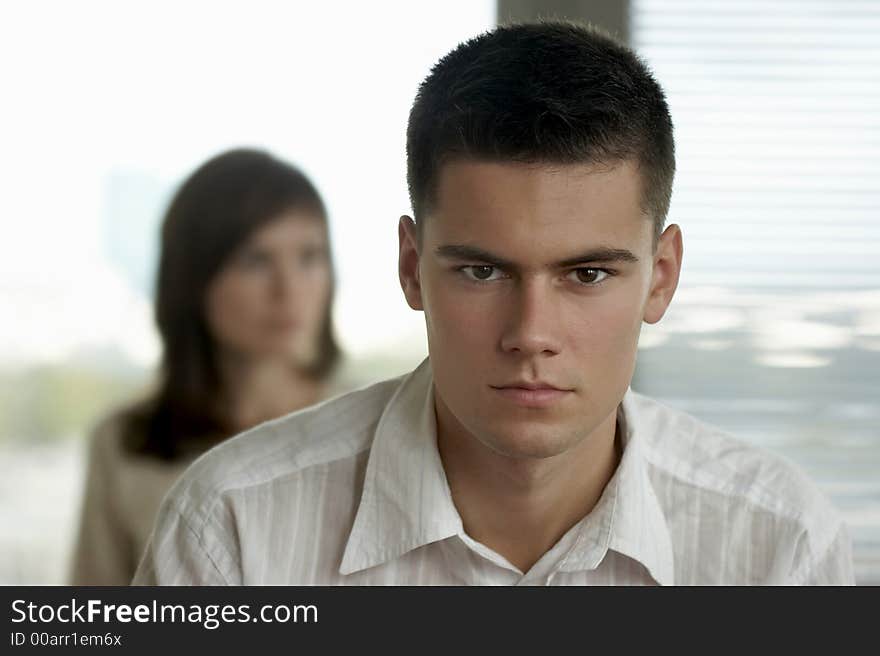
left=132, top=359, right=854, bottom=586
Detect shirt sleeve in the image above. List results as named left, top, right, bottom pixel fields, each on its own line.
left=790, top=523, right=856, bottom=585
left=69, top=421, right=137, bottom=585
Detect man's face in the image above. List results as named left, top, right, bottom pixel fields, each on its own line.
left=398, top=160, right=682, bottom=461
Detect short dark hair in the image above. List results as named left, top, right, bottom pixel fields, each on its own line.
left=406, top=21, right=675, bottom=243
left=124, top=148, right=340, bottom=460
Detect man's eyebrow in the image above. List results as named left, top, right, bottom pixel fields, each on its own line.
left=434, top=245, right=516, bottom=268
left=556, top=248, right=640, bottom=266
left=434, top=244, right=639, bottom=267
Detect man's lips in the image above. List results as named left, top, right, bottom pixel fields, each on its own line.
left=492, top=381, right=571, bottom=391
left=489, top=382, right=574, bottom=406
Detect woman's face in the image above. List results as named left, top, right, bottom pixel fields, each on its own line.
left=205, top=210, right=332, bottom=366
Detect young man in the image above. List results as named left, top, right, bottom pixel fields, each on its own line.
left=134, top=22, right=853, bottom=585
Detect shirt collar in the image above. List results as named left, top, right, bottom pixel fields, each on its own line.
left=340, top=358, right=462, bottom=575
left=340, top=363, right=674, bottom=585
left=555, top=391, right=675, bottom=585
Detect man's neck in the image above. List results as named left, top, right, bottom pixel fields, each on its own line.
left=436, top=402, right=621, bottom=574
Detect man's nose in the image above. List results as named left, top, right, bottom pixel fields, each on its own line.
left=498, top=279, right=563, bottom=357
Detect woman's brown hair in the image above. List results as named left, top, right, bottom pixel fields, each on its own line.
left=122, top=148, right=340, bottom=460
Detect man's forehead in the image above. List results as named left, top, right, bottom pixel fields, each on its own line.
left=425, top=158, right=651, bottom=255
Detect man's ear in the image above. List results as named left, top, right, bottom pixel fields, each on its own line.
left=398, top=215, right=424, bottom=311
left=643, top=224, right=683, bottom=324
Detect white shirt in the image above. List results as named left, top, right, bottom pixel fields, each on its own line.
left=133, top=359, right=854, bottom=585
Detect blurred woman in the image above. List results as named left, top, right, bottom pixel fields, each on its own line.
left=70, top=148, right=343, bottom=584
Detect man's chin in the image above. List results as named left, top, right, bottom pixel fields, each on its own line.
left=476, top=425, right=583, bottom=461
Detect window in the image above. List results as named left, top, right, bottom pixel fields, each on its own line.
left=0, top=0, right=494, bottom=584
left=632, top=0, right=880, bottom=583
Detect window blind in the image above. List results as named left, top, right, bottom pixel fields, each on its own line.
left=631, top=0, right=880, bottom=584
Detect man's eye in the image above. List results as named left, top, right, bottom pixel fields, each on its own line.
left=569, top=268, right=610, bottom=285
left=461, top=265, right=503, bottom=281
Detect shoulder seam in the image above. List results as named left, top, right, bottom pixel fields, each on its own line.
left=211, top=444, right=372, bottom=499
left=641, top=446, right=815, bottom=523
left=169, top=497, right=234, bottom=585
left=176, top=444, right=371, bottom=558
left=186, top=418, right=375, bottom=506
left=788, top=522, right=849, bottom=584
